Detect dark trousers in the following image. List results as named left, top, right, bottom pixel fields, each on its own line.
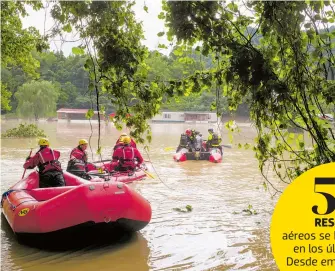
left=39, top=171, right=65, bottom=188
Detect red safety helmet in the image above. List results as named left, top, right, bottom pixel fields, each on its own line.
left=185, top=129, right=192, bottom=136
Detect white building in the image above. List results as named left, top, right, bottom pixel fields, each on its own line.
left=151, top=111, right=218, bottom=123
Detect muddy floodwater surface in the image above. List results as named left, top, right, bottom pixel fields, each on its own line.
left=1, top=120, right=280, bottom=271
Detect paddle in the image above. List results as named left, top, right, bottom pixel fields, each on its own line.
left=164, top=147, right=176, bottom=151
left=221, top=144, right=232, bottom=148
left=138, top=164, right=155, bottom=179
left=22, top=148, right=33, bottom=179
left=143, top=170, right=155, bottom=179
left=92, top=159, right=111, bottom=164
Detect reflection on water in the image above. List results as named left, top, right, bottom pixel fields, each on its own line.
left=1, top=120, right=279, bottom=271
left=1, top=214, right=150, bottom=271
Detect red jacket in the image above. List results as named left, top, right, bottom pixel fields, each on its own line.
left=70, top=146, right=87, bottom=163
left=112, top=145, right=143, bottom=169
left=24, top=147, right=62, bottom=174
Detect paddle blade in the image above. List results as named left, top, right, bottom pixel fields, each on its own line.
left=222, top=144, right=232, bottom=148
left=144, top=170, right=155, bottom=179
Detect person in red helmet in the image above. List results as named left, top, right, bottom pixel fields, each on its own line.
left=111, top=136, right=143, bottom=172
left=24, top=138, right=65, bottom=188
left=184, top=128, right=199, bottom=151
left=185, top=128, right=192, bottom=137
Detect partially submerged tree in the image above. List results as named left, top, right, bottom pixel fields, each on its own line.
left=15, top=80, right=59, bottom=120
left=2, top=123, right=46, bottom=138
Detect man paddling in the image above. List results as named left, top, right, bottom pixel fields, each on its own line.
left=24, top=138, right=65, bottom=188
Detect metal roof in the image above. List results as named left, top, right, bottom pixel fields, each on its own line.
left=159, top=111, right=217, bottom=114
left=57, top=108, right=100, bottom=114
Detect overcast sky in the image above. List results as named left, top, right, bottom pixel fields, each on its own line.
left=22, top=0, right=170, bottom=56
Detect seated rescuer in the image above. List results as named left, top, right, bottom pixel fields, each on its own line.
left=185, top=128, right=196, bottom=151
left=194, top=133, right=203, bottom=151
left=67, top=139, right=90, bottom=177
left=186, top=128, right=200, bottom=152
left=114, top=132, right=137, bottom=150
left=207, top=128, right=223, bottom=152
left=176, top=133, right=189, bottom=152
left=111, top=136, right=143, bottom=172
left=24, top=138, right=65, bottom=188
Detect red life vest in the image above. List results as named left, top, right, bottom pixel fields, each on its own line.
left=130, top=139, right=137, bottom=148
left=112, top=146, right=137, bottom=169
left=37, top=147, right=62, bottom=173
left=70, top=146, right=87, bottom=162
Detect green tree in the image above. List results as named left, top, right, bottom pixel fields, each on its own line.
left=161, top=1, right=335, bottom=187
left=1, top=66, right=28, bottom=113
left=50, top=1, right=156, bottom=149
left=1, top=1, right=48, bottom=111
left=145, top=51, right=172, bottom=81
left=15, top=80, right=59, bottom=120
left=58, top=82, right=78, bottom=108
left=1, top=83, right=12, bottom=111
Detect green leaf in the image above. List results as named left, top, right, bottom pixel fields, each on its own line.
left=72, top=47, right=85, bottom=55
left=158, top=12, right=165, bottom=19
left=244, top=143, right=251, bottom=150
left=86, top=109, right=94, bottom=119
left=62, top=24, right=72, bottom=33
left=173, top=46, right=184, bottom=56
left=158, top=43, right=168, bottom=49
left=157, top=32, right=165, bottom=37
left=227, top=2, right=238, bottom=12
left=143, top=5, right=148, bottom=13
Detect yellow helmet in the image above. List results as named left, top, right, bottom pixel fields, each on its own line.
left=79, top=139, right=88, bottom=145
left=121, top=136, right=131, bottom=144
left=38, top=138, right=49, bottom=146
left=121, top=133, right=128, bottom=136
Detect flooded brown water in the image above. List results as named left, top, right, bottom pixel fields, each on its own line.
left=1, top=119, right=280, bottom=271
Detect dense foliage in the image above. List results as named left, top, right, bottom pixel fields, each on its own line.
left=1, top=123, right=46, bottom=138
left=15, top=80, right=60, bottom=120
left=2, top=49, right=232, bottom=114
left=1, top=1, right=48, bottom=111
left=2, top=1, right=334, bottom=188
left=161, top=1, right=335, bottom=187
